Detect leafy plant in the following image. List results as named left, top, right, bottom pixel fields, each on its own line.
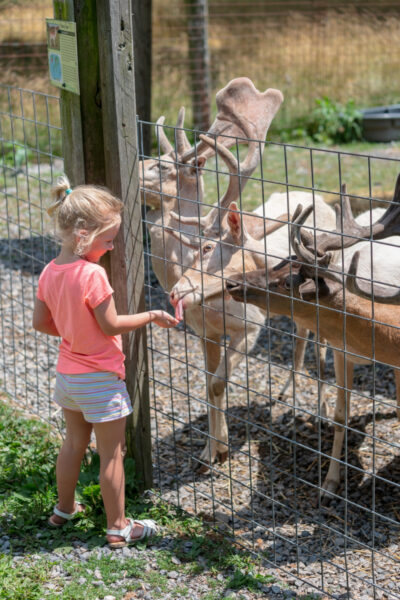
left=277, top=97, right=364, bottom=144
left=305, top=97, right=363, bottom=144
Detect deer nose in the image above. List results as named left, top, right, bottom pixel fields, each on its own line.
left=226, top=279, right=241, bottom=294
left=169, top=289, right=177, bottom=307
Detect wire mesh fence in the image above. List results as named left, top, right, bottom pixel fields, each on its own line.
left=139, top=114, right=400, bottom=598
left=2, top=80, right=400, bottom=597
left=0, top=83, right=63, bottom=426
left=3, top=1, right=400, bottom=130
left=153, top=0, right=400, bottom=129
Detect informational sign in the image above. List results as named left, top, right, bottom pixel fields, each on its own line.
left=46, top=19, right=80, bottom=95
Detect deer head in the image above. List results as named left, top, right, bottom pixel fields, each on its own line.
left=168, top=78, right=283, bottom=235
left=226, top=176, right=400, bottom=307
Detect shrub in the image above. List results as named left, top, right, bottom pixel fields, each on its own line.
left=305, top=97, right=363, bottom=144
left=278, top=97, right=364, bottom=144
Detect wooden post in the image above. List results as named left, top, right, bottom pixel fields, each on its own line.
left=132, top=0, right=152, bottom=156
left=52, top=0, right=152, bottom=490
left=185, top=0, right=211, bottom=131
left=53, top=0, right=105, bottom=186
left=97, top=0, right=153, bottom=491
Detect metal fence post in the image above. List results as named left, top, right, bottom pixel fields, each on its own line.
left=52, top=0, right=152, bottom=490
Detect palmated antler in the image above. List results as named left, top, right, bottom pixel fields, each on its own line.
left=181, top=77, right=283, bottom=163
left=169, top=79, right=283, bottom=235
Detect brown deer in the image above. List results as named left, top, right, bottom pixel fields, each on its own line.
left=225, top=178, right=400, bottom=496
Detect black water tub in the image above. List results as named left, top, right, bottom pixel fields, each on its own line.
left=362, top=104, right=400, bottom=142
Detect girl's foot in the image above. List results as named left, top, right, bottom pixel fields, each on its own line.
left=48, top=502, right=85, bottom=527
left=106, top=518, right=158, bottom=548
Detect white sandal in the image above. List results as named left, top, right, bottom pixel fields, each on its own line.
left=106, top=517, right=159, bottom=548
left=48, top=502, right=85, bottom=527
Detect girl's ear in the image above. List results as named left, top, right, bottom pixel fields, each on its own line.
left=77, top=229, right=88, bottom=238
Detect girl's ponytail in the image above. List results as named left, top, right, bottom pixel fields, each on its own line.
left=47, top=175, right=73, bottom=217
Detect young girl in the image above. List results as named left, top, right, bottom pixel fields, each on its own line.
left=33, top=176, right=180, bottom=548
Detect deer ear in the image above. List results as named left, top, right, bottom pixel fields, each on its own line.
left=227, top=203, right=242, bottom=240
left=189, top=155, right=206, bottom=175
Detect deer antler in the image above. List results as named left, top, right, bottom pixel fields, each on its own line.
left=155, top=116, right=173, bottom=154
left=155, top=107, right=192, bottom=157
left=301, top=180, right=400, bottom=256
left=181, top=78, right=283, bottom=162
left=291, top=173, right=400, bottom=286
left=164, top=225, right=201, bottom=249
left=169, top=133, right=242, bottom=230
left=168, top=79, right=284, bottom=235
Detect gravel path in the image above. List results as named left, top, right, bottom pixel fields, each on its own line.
left=1, top=243, right=400, bottom=599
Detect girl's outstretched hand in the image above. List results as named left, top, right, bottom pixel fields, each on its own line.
left=150, top=310, right=180, bottom=328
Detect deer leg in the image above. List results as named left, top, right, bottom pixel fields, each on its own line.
left=278, top=325, right=308, bottom=401
left=210, top=324, right=261, bottom=464
left=198, top=337, right=223, bottom=469
left=322, top=350, right=354, bottom=498
left=394, top=368, right=400, bottom=420
left=315, top=338, right=329, bottom=418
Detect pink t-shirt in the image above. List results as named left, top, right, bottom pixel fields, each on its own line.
left=37, top=259, right=125, bottom=379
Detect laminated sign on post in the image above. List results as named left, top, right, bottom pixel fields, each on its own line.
left=46, top=19, right=80, bottom=95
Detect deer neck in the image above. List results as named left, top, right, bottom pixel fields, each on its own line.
left=151, top=177, right=203, bottom=231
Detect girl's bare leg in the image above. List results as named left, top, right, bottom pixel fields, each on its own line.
left=94, top=418, right=146, bottom=542
left=51, top=408, right=92, bottom=525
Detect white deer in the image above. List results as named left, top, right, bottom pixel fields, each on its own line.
left=141, top=78, right=284, bottom=468
left=169, top=135, right=337, bottom=467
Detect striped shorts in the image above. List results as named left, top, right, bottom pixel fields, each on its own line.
left=53, top=371, right=133, bottom=423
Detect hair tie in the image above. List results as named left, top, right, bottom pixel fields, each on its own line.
left=65, top=188, right=72, bottom=196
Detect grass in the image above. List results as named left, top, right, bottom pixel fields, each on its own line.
left=201, top=139, right=400, bottom=214
left=1, top=397, right=324, bottom=600
left=1, top=1, right=400, bottom=131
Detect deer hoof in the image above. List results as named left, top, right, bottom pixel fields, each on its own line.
left=320, top=402, right=330, bottom=419
left=197, top=461, right=212, bottom=474
left=217, top=450, right=228, bottom=464
left=320, top=479, right=339, bottom=504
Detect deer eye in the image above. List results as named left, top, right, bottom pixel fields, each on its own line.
left=202, top=243, right=213, bottom=254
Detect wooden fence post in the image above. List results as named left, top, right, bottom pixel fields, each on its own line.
left=185, top=0, right=211, bottom=131
left=132, top=0, right=152, bottom=156
left=52, top=0, right=152, bottom=490
left=97, top=0, right=153, bottom=491
left=53, top=0, right=105, bottom=186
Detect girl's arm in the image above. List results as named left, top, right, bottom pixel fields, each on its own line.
left=32, top=298, right=60, bottom=336
left=93, top=294, right=179, bottom=336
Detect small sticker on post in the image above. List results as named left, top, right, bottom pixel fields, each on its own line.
left=46, top=19, right=80, bottom=95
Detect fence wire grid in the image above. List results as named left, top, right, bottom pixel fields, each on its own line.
left=0, top=83, right=62, bottom=425
left=2, top=1, right=400, bottom=131
left=2, top=83, right=400, bottom=598
left=139, top=116, right=400, bottom=599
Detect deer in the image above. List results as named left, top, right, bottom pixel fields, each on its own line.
left=141, top=78, right=284, bottom=468
left=168, top=132, right=339, bottom=468
left=224, top=175, right=400, bottom=497
left=140, top=77, right=283, bottom=291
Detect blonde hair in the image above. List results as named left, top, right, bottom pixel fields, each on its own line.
left=48, top=175, right=123, bottom=256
